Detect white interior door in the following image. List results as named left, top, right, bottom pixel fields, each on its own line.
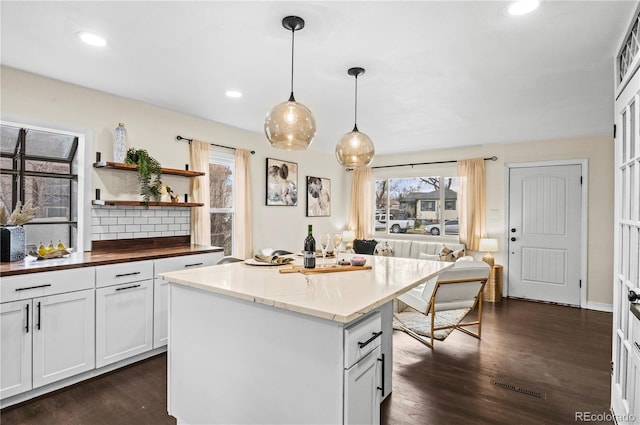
left=508, top=164, right=582, bottom=306
left=612, top=45, right=640, bottom=423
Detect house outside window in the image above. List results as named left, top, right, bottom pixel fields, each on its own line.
left=0, top=123, right=79, bottom=251
left=209, top=150, right=234, bottom=255
left=374, top=175, right=458, bottom=236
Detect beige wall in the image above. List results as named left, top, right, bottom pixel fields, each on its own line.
left=0, top=66, right=351, bottom=254
left=373, top=134, right=615, bottom=307
left=1, top=66, right=614, bottom=307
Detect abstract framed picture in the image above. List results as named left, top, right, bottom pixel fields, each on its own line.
left=266, top=158, right=298, bottom=206
left=306, top=176, right=331, bottom=217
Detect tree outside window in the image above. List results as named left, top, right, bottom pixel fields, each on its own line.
left=374, top=175, right=457, bottom=236
left=209, top=151, right=234, bottom=255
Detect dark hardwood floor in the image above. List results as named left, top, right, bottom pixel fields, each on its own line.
left=1, top=298, right=612, bottom=425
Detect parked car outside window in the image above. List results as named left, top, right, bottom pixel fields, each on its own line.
left=424, top=219, right=459, bottom=236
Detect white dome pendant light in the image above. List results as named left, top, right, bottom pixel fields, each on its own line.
left=336, top=67, right=375, bottom=168
left=264, top=16, right=316, bottom=150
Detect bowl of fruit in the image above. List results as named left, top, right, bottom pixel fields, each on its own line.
left=30, top=241, right=72, bottom=260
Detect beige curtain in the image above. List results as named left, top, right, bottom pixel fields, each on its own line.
left=457, top=158, right=486, bottom=251
left=348, top=167, right=373, bottom=239
left=190, top=140, right=211, bottom=246
left=233, top=149, right=253, bottom=259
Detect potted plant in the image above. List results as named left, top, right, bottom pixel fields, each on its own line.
left=125, top=148, right=163, bottom=206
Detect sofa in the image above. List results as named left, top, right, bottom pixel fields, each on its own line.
left=365, top=237, right=491, bottom=347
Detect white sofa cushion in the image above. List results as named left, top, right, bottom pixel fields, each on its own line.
left=376, top=238, right=465, bottom=260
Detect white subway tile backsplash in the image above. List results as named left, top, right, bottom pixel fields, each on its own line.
left=118, top=217, right=134, bottom=225
left=92, top=205, right=192, bottom=241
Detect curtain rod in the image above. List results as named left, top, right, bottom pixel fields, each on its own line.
left=346, top=155, right=497, bottom=171
left=176, top=135, right=255, bottom=155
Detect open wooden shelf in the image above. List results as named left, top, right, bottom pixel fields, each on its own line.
left=92, top=200, right=203, bottom=207
left=93, top=161, right=205, bottom=177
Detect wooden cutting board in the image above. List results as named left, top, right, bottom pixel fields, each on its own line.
left=279, top=265, right=372, bottom=274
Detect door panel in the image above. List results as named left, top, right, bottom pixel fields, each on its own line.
left=612, top=48, right=640, bottom=422
left=0, top=301, right=32, bottom=399
left=508, top=165, right=582, bottom=305
left=32, top=289, right=95, bottom=388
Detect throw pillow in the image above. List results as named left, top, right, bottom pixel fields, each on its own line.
left=419, top=252, right=440, bottom=261
left=374, top=242, right=394, bottom=256
left=439, top=245, right=466, bottom=262
left=353, top=239, right=378, bottom=255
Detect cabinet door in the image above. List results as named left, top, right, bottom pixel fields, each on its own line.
left=96, top=280, right=154, bottom=368
left=32, top=289, right=95, bottom=389
left=344, top=346, right=381, bottom=425
left=153, top=278, right=169, bottom=349
left=0, top=300, right=32, bottom=399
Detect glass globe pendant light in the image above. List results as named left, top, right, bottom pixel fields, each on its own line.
left=264, top=16, right=316, bottom=150
left=336, top=67, right=375, bottom=168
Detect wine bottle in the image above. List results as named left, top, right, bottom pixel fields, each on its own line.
left=303, top=224, right=316, bottom=269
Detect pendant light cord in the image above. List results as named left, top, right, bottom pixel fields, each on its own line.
left=353, top=74, right=359, bottom=132
left=289, top=26, right=296, bottom=101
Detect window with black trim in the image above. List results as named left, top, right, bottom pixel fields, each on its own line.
left=209, top=149, right=234, bottom=255
left=0, top=124, right=79, bottom=251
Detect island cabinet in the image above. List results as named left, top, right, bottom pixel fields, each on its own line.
left=158, top=254, right=454, bottom=425
left=152, top=252, right=222, bottom=348
left=95, top=260, right=154, bottom=368
left=0, top=268, right=95, bottom=399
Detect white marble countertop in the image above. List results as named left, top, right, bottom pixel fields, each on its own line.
left=158, top=254, right=454, bottom=323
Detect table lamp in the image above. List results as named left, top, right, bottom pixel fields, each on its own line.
left=478, top=238, right=499, bottom=268
left=342, top=230, right=356, bottom=251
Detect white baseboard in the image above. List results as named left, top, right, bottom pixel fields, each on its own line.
left=585, top=301, right=613, bottom=312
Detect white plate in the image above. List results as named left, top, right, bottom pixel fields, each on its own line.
left=244, top=259, right=283, bottom=266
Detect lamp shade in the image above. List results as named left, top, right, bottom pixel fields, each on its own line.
left=342, top=230, right=356, bottom=243
left=265, top=99, right=316, bottom=150
left=479, top=238, right=499, bottom=252
left=335, top=130, right=375, bottom=168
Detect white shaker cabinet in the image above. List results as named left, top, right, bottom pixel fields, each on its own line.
left=0, top=300, right=32, bottom=399
left=1, top=267, right=96, bottom=400
left=95, top=261, right=154, bottom=368
left=153, top=253, right=222, bottom=348
left=344, top=346, right=382, bottom=425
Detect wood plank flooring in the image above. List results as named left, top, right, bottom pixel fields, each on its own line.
left=1, top=298, right=612, bottom=425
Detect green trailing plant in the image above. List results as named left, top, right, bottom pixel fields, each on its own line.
left=125, top=148, right=163, bottom=206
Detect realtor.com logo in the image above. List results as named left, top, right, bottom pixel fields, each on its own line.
left=575, top=411, right=636, bottom=422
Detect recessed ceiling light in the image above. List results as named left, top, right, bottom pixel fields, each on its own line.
left=507, top=0, right=540, bottom=16
left=225, top=90, right=242, bottom=99
left=76, top=31, right=107, bottom=47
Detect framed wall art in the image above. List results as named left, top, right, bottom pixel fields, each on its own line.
left=306, top=176, right=331, bottom=217
left=266, top=158, right=298, bottom=206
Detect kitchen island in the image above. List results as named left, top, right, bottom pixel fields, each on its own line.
left=159, top=255, right=453, bottom=425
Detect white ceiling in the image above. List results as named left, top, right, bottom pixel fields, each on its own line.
left=0, top=1, right=635, bottom=155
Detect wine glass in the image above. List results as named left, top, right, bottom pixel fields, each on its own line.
left=333, top=233, right=342, bottom=264
left=320, top=234, right=330, bottom=267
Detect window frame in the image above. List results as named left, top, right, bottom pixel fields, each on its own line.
left=1, top=120, right=88, bottom=251
left=208, top=149, right=235, bottom=255
left=372, top=165, right=459, bottom=239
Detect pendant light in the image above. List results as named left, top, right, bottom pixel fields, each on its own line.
left=335, top=67, right=375, bottom=168
left=264, top=16, right=316, bottom=150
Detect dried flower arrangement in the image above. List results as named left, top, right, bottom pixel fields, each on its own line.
left=0, top=200, right=38, bottom=226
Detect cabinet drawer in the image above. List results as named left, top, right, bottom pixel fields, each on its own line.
left=154, top=253, right=219, bottom=276
left=96, top=261, right=153, bottom=288
left=1, top=268, right=95, bottom=303
left=344, top=312, right=382, bottom=369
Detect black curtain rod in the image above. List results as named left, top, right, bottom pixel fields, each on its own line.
left=347, top=155, right=497, bottom=171
left=176, top=135, right=255, bottom=155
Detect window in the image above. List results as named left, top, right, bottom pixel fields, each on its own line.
left=209, top=150, right=234, bottom=255
left=374, top=175, right=458, bottom=236
left=0, top=124, right=79, bottom=251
